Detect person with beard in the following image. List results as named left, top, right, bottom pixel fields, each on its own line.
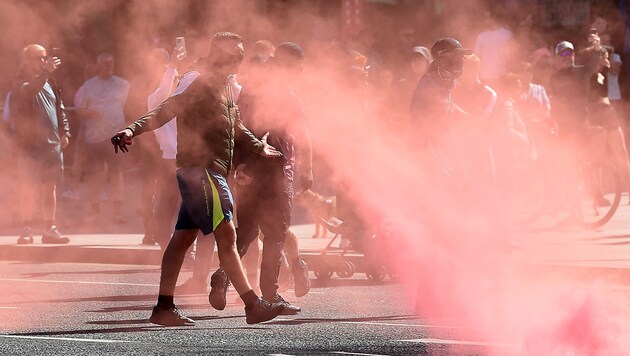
left=208, top=42, right=313, bottom=314
left=111, top=32, right=286, bottom=326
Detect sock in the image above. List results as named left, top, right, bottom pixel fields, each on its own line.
left=240, top=290, right=259, bottom=308
left=292, top=258, right=301, bottom=269
left=157, top=294, right=174, bottom=309
left=45, top=221, right=54, bottom=229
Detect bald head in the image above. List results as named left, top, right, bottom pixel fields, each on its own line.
left=22, top=44, right=46, bottom=60
left=22, top=44, right=47, bottom=75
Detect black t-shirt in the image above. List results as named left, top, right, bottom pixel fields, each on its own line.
left=550, top=65, right=592, bottom=126
left=589, top=66, right=609, bottom=101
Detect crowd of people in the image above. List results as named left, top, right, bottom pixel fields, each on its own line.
left=3, top=5, right=630, bottom=325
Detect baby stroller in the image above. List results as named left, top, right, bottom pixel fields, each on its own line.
left=310, top=192, right=400, bottom=281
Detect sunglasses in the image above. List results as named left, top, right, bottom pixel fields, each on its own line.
left=559, top=49, right=573, bottom=58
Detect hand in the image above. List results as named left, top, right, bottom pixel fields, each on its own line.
left=111, top=129, right=133, bottom=153
left=61, top=135, right=69, bottom=149
left=44, top=56, right=61, bottom=73
left=588, top=34, right=602, bottom=51
left=259, top=132, right=282, bottom=158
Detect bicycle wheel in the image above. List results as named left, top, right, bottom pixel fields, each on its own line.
left=578, top=162, right=622, bottom=229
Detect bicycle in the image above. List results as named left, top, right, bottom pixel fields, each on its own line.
left=504, top=122, right=622, bottom=230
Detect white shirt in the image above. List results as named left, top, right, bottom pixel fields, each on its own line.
left=74, top=75, right=130, bottom=144
left=148, top=67, right=179, bottom=160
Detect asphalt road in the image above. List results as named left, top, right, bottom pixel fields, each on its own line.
left=0, top=261, right=520, bottom=356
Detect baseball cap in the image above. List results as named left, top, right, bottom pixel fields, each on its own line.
left=430, top=37, right=472, bottom=59
left=411, top=46, right=432, bottom=62
left=275, top=42, right=305, bottom=61
left=555, top=41, right=575, bottom=56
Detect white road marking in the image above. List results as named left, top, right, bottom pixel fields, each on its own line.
left=400, top=338, right=517, bottom=348
left=0, top=307, right=19, bottom=309
left=340, top=321, right=473, bottom=329
left=0, top=334, right=137, bottom=343
left=0, top=278, right=158, bottom=287
left=331, top=352, right=390, bottom=356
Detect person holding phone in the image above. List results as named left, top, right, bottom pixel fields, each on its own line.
left=10, top=44, right=71, bottom=245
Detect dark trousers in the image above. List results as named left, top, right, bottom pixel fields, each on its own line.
left=236, top=177, right=292, bottom=299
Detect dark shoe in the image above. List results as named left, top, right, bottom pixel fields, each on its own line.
left=266, top=294, right=301, bottom=315
left=41, top=225, right=70, bottom=244
left=17, top=226, right=34, bottom=245
left=292, top=258, right=311, bottom=297
left=209, top=268, right=229, bottom=310
left=149, top=305, right=195, bottom=326
left=245, top=297, right=286, bottom=324
left=176, top=277, right=207, bottom=295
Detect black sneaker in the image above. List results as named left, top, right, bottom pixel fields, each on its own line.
left=41, top=225, right=70, bottom=244
left=292, top=258, right=311, bottom=297
left=17, top=226, right=33, bottom=245
left=149, top=305, right=195, bottom=326
left=267, top=294, right=301, bottom=315
left=245, top=297, right=286, bottom=324
left=209, top=268, right=229, bottom=310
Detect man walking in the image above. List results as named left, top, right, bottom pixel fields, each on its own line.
left=112, top=32, right=285, bottom=326
left=209, top=42, right=313, bottom=313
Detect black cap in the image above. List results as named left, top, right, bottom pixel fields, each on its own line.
left=275, top=42, right=305, bottom=61
left=430, top=37, right=473, bottom=58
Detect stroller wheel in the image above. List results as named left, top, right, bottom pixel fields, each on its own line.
left=366, top=265, right=386, bottom=281
left=314, top=268, right=333, bottom=280
left=336, top=261, right=355, bottom=278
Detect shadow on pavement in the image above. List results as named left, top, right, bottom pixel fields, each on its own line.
left=20, top=268, right=160, bottom=278
left=86, top=314, right=243, bottom=326
left=265, top=314, right=420, bottom=326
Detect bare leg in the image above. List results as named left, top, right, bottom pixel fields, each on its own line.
left=213, top=219, right=253, bottom=296
left=191, top=233, right=216, bottom=281
left=284, top=229, right=299, bottom=268
left=159, top=229, right=199, bottom=296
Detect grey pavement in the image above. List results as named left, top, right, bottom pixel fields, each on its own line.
left=1, top=192, right=630, bottom=281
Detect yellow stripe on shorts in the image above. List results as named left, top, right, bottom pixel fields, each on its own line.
left=206, top=169, right=225, bottom=231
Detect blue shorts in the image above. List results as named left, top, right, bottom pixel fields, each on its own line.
left=175, top=167, right=234, bottom=235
